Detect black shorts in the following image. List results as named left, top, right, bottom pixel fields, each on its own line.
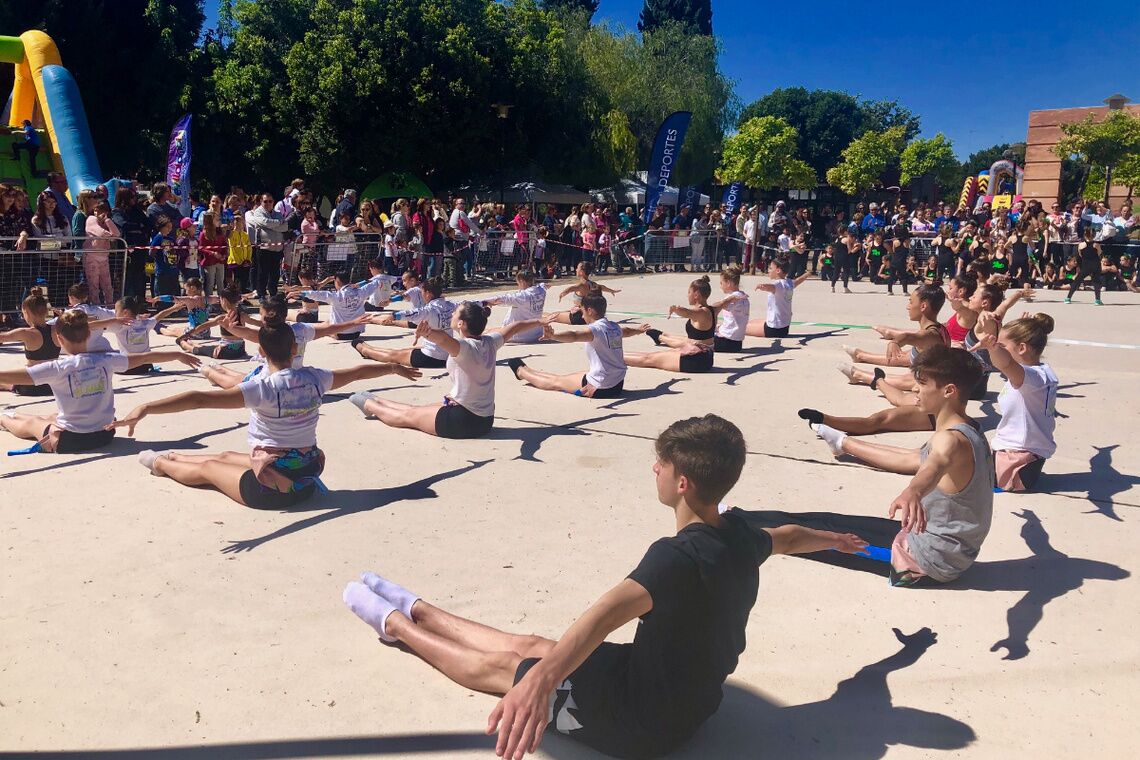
left=363, top=303, right=385, bottom=312
left=434, top=402, right=494, bottom=439
left=54, top=428, right=116, bottom=454
left=678, top=350, right=714, bottom=373
left=762, top=323, right=790, bottom=338
left=336, top=331, right=363, bottom=341
left=406, top=321, right=418, bottom=330
left=713, top=336, right=742, bottom=353
left=581, top=375, right=624, bottom=399
left=296, top=310, right=319, bottom=323
left=13, top=383, right=53, bottom=396
left=569, top=311, right=586, bottom=325
left=191, top=342, right=246, bottom=360
left=238, top=470, right=317, bottom=510
left=515, top=642, right=690, bottom=759
left=410, top=348, right=448, bottom=369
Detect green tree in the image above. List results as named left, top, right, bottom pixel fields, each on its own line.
left=826, top=127, right=907, bottom=197
left=1114, top=152, right=1140, bottom=197
left=638, top=0, right=713, bottom=36
left=599, top=110, right=639, bottom=178
left=716, top=116, right=815, bottom=190
left=737, top=88, right=921, bottom=179
left=580, top=20, right=734, bottom=184
left=540, top=0, right=599, bottom=21
left=0, top=0, right=206, bottom=179
left=900, top=133, right=959, bottom=194
left=1052, top=110, right=1140, bottom=201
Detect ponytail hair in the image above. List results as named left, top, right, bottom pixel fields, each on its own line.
left=457, top=301, right=491, bottom=336
left=1002, top=313, right=1054, bottom=354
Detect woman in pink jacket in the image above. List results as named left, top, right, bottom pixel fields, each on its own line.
left=84, top=200, right=120, bottom=305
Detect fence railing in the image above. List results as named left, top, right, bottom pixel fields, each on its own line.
left=1, top=236, right=128, bottom=314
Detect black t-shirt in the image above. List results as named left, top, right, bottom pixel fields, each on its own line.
left=624, top=510, right=771, bottom=741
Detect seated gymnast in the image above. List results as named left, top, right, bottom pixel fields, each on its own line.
left=545, top=261, right=620, bottom=325
left=483, top=270, right=548, bottom=344
left=342, top=414, right=865, bottom=760
left=0, top=310, right=199, bottom=454
left=839, top=284, right=949, bottom=407
left=103, top=295, right=204, bottom=375
left=508, top=293, right=645, bottom=399
left=197, top=294, right=360, bottom=389
left=791, top=346, right=994, bottom=586
left=357, top=277, right=457, bottom=369
left=1, top=291, right=65, bottom=396
left=631, top=275, right=716, bottom=374
left=744, top=258, right=811, bottom=339
left=109, top=323, right=419, bottom=508
left=351, top=302, right=540, bottom=439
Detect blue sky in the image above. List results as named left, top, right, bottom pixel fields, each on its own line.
left=205, top=0, right=1140, bottom=160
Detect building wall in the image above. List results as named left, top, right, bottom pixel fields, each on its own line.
left=1023, top=105, right=1140, bottom=208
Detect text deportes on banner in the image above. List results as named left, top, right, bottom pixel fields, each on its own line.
left=643, top=111, right=693, bottom=224
left=723, top=181, right=744, bottom=215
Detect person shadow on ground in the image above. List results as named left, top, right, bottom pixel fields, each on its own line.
left=1035, top=444, right=1138, bottom=522
left=541, top=627, right=974, bottom=759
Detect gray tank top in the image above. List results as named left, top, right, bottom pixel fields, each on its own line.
left=906, top=423, right=994, bottom=582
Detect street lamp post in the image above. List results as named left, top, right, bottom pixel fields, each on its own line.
left=492, top=103, right=513, bottom=205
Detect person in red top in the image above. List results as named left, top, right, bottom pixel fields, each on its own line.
left=197, top=211, right=229, bottom=297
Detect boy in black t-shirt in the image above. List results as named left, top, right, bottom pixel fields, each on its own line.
left=342, top=415, right=867, bottom=759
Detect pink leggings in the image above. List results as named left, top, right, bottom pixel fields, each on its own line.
left=83, top=255, right=114, bottom=305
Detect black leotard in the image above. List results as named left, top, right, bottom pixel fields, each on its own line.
left=24, top=324, right=60, bottom=362
left=1011, top=239, right=1029, bottom=264
left=1078, top=242, right=1100, bottom=270
left=685, top=306, right=715, bottom=340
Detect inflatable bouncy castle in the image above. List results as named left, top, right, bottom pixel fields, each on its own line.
left=0, top=30, right=105, bottom=200
left=958, top=160, right=1025, bottom=213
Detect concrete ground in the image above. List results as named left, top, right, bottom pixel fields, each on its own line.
left=1, top=272, right=1137, bottom=759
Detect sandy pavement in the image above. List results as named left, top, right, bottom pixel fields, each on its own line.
left=1, top=271, right=1138, bottom=759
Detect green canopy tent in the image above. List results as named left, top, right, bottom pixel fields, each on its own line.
left=360, top=172, right=433, bottom=203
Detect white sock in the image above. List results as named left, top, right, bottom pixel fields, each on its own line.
left=842, top=345, right=859, bottom=360
left=812, top=423, right=847, bottom=456
left=361, top=571, right=421, bottom=619
left=350, top=392, right=375, bottom=416
left=837, top=363, right=857, bottom=383
left=137, top=449, right=169, bottom=476
left=343, top=581, right=398, bottom=643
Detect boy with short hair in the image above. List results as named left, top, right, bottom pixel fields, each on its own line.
left=810, top=345, right=993, bottom=585
left=343, top=415, right=866, bottom=759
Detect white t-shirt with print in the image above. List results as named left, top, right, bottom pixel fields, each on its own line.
left=497, top=284, right=547, bottom=342
left=27, top=352, right=130, bottom=432
left=765, top=278, right=795, bottom=329
left=396, top=298, right=457, bottom=360
left=991, top=363, right=1059, bottom=459
left=585, top=318, right=625, bottom=389
left=108, top=318, right=158, bottom=354
left=301, top=282, right=378, bottom=334
left=364, top=274, right=401, bottom=307
left=51, top=304, right=116, bottom=352
left=239, top=366, right=334, bottom=449
left=448, top=333, right=505, bottom=417
left=716, top=291, right=750, bottom=341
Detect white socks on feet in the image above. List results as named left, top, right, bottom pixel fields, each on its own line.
left=137, top=449, right=169, bottom=476
left=812, top=424, right=847, bottom=456
left=343, top=581, right=398, bottom=643
left=361, top=571, right=421, bottom=620
left=350, top=392, right=375, bottom=417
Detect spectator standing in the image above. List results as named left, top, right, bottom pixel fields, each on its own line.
left=246, top=193, right=291, bottom=299
left=335, top=189, right=358, bottom=230
left=449, top=197, right=482, bottom=279
left=112, top=188, right=151, bottom=299
left=146, top=182, right=184, bottom=231
left=861, top=202, right=886, bottom=236
left=27, top=190, right=68, bottom=306
left=83, top=200, right=119, bottom=305
left=198, top=211, right=228, bottom=297
left=43, top=173, right=75, bottom=220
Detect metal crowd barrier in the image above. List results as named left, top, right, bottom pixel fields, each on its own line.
left=1, top=235, right=128, bottom=315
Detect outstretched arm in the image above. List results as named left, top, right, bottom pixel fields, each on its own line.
left=620, top=324, right=650, bottom=338
left=764, top=525, right=867, bottom=555
left=312, top=317, right=367, bottom=339
left=792, top=272, right=811, bottom=286
left=126, top=350, right=201, bottom=370
left=596, top=283, right=620, bottom=296
left=109, top=386, right=245, bottom=435
left=487, top=579, right=651, bottom=759
left=329, top=362, right=420, bottom=389
left=413, top=321, right=461, bottom=356
left=888, top=429, right=961, bottom=533
left=493, top=319, right=542, bottom=343
left=0, top=367, right=34, bottom=385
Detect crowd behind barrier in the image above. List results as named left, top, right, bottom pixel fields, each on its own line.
left=2, top=173, right=1138, bottom=319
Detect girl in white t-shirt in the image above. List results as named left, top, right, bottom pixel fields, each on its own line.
left=109, top=323, right=419, bottom=508
left=373, top=270, right=425, bottom=330
left=508, top=293, right=646, bottom=399
left=711, top=264, right=750, bottom=353
left=973, top=311, right=1059, bottom=492
left=0, top=310, right=199, bottom=454
left=745, top=258, right=811, bottom=338
left=352, top=303, right=540, bottom=439
left=484, top=270, right=548, bottom=343
left=359, top=277, right=457, bottom=369
left=290, top=269, right=379, bottom=341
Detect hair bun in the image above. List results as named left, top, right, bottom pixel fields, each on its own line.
left=699, top=274, right=710, bottom=283
left=1031, top=313, right=1055, bottom=334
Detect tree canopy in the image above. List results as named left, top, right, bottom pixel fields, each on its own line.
left=738, top=88, right=921, bottom=178
left=717, top=116, right=815, bottom=190
left=1052, top=110, right=1140, bottom=200
left=638, top=0, right=713, bottom=36
left=900, top=133, right=959, bottom=194
left=826, top=127, right=908, bottom=197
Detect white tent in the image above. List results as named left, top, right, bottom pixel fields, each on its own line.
left=591, top=176, right=709, bottom=208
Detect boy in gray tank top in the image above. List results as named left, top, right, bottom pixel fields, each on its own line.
left=812, top=345, right=994, bottom=585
